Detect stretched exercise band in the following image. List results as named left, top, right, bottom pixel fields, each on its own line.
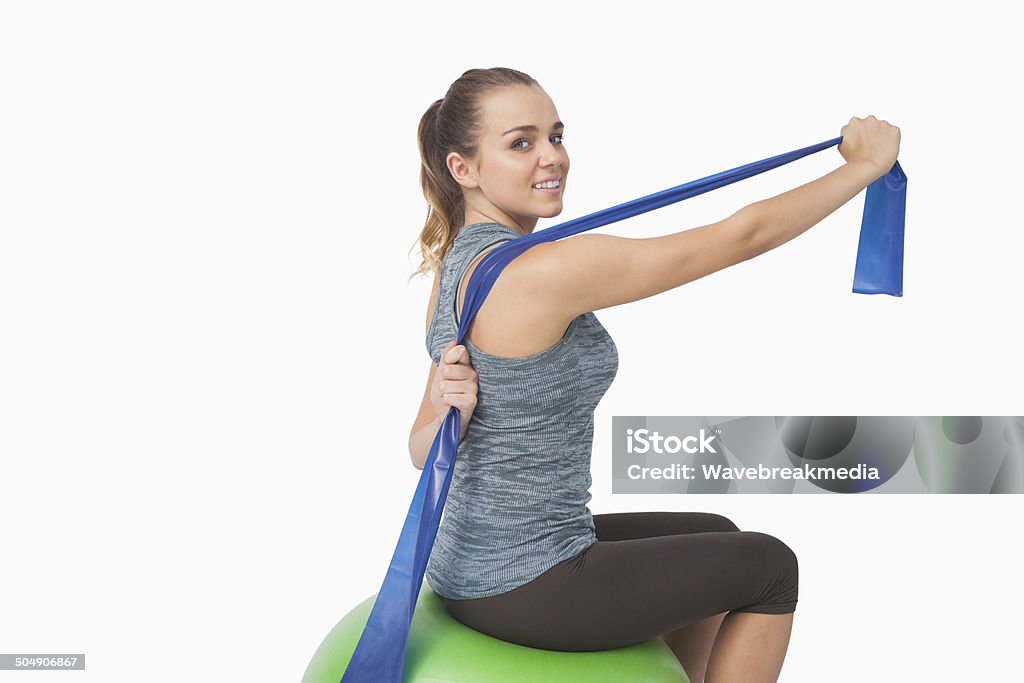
left=339, top=136, right=907, bottom=683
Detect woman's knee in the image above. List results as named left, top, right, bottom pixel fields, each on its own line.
left=753, top=532, right=797, bottom=578
left=701, top=512, right=741, bottom=533
left=741, top=532, right=799, bottom=611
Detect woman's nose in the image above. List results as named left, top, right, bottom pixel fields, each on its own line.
left=541, top=147, right=563, bottom=167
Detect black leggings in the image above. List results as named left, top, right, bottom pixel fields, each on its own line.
left=439, top=511, right=798, bottom=652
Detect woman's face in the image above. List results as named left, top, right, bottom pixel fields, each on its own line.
left=453, top=85, right=569, bottom=234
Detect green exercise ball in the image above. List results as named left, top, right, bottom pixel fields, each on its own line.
left=303, top=583, right=689, bottom=683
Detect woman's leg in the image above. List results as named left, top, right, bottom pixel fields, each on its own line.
left=661, top=611, right=728, bottom=683
left=592, top=511, right=739, bottom=682
left=442, top=526, right=798, bottom=676
left=705, top=611, right=795, bottom=683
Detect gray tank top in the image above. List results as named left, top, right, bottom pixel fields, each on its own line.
left=424, top=221, right=619, bottom=600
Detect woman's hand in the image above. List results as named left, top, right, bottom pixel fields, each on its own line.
left=430, top=340, right=479, bottom=442
left=838, top=115, right=901, bottom=177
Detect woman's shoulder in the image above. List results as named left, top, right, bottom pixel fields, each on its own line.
left=457, top=253, right=577, bottom=360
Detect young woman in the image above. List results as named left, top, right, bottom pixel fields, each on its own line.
left=407, top=67, right=899, bottom=683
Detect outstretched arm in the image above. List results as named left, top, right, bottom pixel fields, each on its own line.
left=746, top=159, right=882, bottom=256
left=747, top=116, right=900, bottom=255
left=500, top=117, right=900, bottom=320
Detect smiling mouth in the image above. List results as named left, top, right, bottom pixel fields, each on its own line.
left=532, top=179, right=562, bottom=192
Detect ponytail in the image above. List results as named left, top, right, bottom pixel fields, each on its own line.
left=408, top=67, right=539, bottom=283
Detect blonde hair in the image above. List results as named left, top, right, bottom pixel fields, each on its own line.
left=408, top=67, right=539, bottom=283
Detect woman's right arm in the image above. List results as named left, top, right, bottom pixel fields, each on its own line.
left=408, top=363, right=443, bottom=471
left=410, top=275, right=445, bottom=470
left=409, top=275, right=479, bottom=470
left=502, top=116, right=900, bottom=318
left=408, top=342, right=478, bottom=470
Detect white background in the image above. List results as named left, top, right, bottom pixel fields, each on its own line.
left=2, top=1, right=1021, bottom=681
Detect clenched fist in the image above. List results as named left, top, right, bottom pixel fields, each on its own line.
left=838, top=114, right=901, bottom=177
left=431, top=339, right=479, bottom=442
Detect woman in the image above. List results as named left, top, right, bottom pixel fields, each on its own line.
left=407, top=67, right=898, bottom=683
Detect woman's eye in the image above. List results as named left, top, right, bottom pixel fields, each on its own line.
left=512, top=134, right=566, bottom=151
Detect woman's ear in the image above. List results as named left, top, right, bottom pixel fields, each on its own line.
left=446, top=151, right=479, bottom=190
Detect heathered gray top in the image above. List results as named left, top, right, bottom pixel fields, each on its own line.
left=424, top=221, right=619, bottom=600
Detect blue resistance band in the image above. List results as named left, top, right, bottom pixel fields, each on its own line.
left=339, top=136, right=907, bottom=683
